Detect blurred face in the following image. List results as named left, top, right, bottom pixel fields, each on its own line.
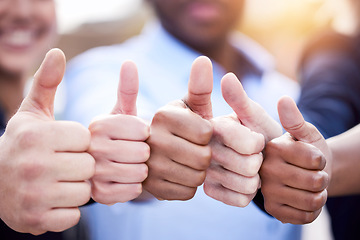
left=150, top=0, right=244, bottom=50
left=0, top=0, right=57, bottom=76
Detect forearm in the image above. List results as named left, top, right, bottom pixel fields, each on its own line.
left=327, top=124, right=360, bottom=196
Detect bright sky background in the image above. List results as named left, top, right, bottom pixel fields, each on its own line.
left=55, top=0, right=143, bottom=33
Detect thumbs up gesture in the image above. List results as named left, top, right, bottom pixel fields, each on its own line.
left=204, top=73, right=281, bottom=207
left=143, top=56, right=213, bottom=200
left=88, top=61, right=150, bottom=205
left=0, top=49, right=95, bottom=235
left=260, top=96, right=331, bottom=224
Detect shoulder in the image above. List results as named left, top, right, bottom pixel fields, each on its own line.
left=300, top=31, right=358, bottom=67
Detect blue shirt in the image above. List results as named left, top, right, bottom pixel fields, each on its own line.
left=64, top=21, right=301, bottom=240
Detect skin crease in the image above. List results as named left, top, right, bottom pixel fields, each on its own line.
left=0, top=48, right=96, bottom=235
left=88, top=61, right=151, bottom=205
left=139, top=0, right=280, bottom=206
left=260, top=96, right=331, bottom=224
left=0, top=1, right=95, bottom=235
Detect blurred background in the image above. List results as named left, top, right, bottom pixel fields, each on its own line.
left=55, top=0, right=359, bottom=80
left=54, top=1, right=358, bottom=239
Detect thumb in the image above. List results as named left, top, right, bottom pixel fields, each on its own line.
left=111, top=61, right=139, bottom=116
left=277, top=96, right=324, bottom=144
left=19, top=48, right=66, bottom=118
left=183, top=56, right=213, bottom=120
left=221, top=73, right=281, bottom=141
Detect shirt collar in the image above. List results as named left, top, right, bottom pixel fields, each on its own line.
left=142, top=21, right=274, bottom=75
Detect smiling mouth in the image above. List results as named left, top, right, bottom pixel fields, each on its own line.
left=186, top=1, right=221, bottom=22
left=0, top=29, right=35, bottom=49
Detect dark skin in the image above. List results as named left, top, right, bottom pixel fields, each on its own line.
left=141, top=0, right=267, bottom=202
left=149, top=0, right=259, bottom=79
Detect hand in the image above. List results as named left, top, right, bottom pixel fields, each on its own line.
left=260, top=96, right=331, bottom=224
left=204, top=73, right=276, bottom=207
left=88, top=61, right=150, bottom=205
left=0, top=49, right=95, bottom=235
left=143, top=56, right=213, bottom=200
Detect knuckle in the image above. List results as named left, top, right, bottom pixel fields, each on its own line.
left=79, top=183, right=92, bottom=204
left=306, top=192, right=326, bottom=211
left=19, top=160, right=46, bottom=181
left=309, top=172, right=327, bottom=191
left=195, top=146, right=212, bottom=170
left=21, top=210, right=44, bottom=230
left=82, top=154, right=96, bottom=179
left=244, top=176, right=260, bottom=194
left=234, top=195, right=252, bottom=208
left=16, top=127, right=41, bottom=149
left=244, top=154, right=263, bottom=177
left=197, top=121, right=213, bottom=145
left=180, top=188, right=197, bottom=201
left=137, top=164, right=149, bottom=181
left=152, top=108, right=170, bottom=124
left=133, top=184, right=143, bottom=199
left=91, top=183, right=110, bottom=203
left=140, top=143, right=151, bottom=162
left=299, top=211, right=317, bottom=224
left=193, top=171, right=206, bottom=187
left=310, top=153, right=325, bottom=170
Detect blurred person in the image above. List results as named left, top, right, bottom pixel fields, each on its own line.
left=0, top=0, right=151, bottom=239
left=0, top=0, right=76, bottom=239
left=259, top=1, right=360, bottom=237
left=0, top=0, right=95, bottom=239
left=63, top=0, right=302, bottom=239
left=297, top=22, right=360, bottom=240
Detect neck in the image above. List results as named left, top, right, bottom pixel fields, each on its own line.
left=198, top=39, right=259, bottom=79
left=0, top=73, right=27, bottom=121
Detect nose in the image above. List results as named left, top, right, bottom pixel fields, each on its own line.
left=10, top=0, right=33, bottom=19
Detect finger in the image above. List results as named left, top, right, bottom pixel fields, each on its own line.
left=19, top=48, right=66, bottom=118
left=203, top=182, right=256, bottom=207
left=221, top=73, right=281, bottom=141
left=266, top=136, right=327, bottom=171
left=146, top=154, right=206, bottom=188
left=90, top=140, right=150, bottom=164
left=53, top=152, right=95, bottom=181
left=49, top=182, right=92, bottom=208
left=91, top=182, right=142, bottom=204
left=152, top=102, right=213, bottom=145
left=93, top=162, right=148, bottom=183
left=211, top=116, right=265, bottom=155
left=277, top=96, right=324, bottom=145
left=211, top=141, right=263, bottom=177
left=264, top=185, right=328, bottom=213
left=265, top=203, right=322, bottom=224
left=89, top=114, right=149, bottom=141
left=44, top=121, right=91, bottom=152
left=183, top=56, right=213, bottom=120
left=148, top=130, right=211, bottom=171
left=206, top=164, right=260, bottom=195
left=143, top=178, right=197, bottom=201
left=112, top=60, right=139, bottom=116
left=41, top=208, right=81, bottom=233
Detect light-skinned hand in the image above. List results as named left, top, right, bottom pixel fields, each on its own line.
left=204, top=73, right=280, bottom=207
left=88, top=61, right=150, bottom=205
left=0, top=49, right=95, bottom=235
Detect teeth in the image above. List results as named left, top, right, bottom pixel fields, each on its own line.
left=4, top=30, right=33, bottom=46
